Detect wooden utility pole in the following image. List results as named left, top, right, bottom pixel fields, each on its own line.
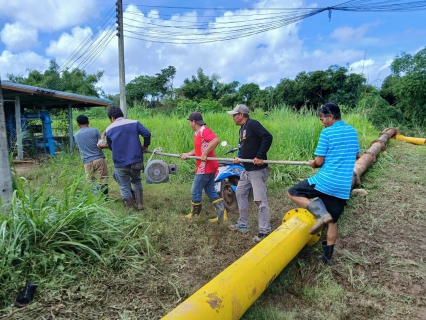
left=117, top=0, right=127, bottom=117
left=0, top=77, right=14, bottom=206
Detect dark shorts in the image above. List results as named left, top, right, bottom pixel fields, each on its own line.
left=288, top=179, right=347, bottom=222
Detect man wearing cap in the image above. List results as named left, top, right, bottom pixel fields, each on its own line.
left=287, top=102, right=360, bottom=265
left=180, top=111, right=227, bottom=222
left=227, top=104, right=273, bottom=243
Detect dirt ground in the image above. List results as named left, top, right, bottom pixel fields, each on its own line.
left=13, top=162, right=38, bottom=175
left=2, top=140, right=426, bottom=319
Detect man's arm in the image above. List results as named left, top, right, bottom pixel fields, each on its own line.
left=137, top=122, right=151, bottom=148
left=254, top=122, right=273, bottom=159
left=310, top=156, right=325, bottom=169
left=180, top=149, right=195, bottom=160
left=200, top=137, right=219, bottom=161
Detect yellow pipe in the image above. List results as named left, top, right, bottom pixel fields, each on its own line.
left=395, top=134, right=426, bottom=146
left=162, top=209, right=319, bottom=320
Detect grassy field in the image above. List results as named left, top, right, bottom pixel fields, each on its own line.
left=1, top=108, right=425, bottom=319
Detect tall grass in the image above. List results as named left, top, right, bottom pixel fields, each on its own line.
left=0, top=164, right=156, bottom=307
left=84, top=106, right=378, bottom=186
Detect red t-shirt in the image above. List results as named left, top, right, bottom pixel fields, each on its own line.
left=194, top=126, right=219, bottom=174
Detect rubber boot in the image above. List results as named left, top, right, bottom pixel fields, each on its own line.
left=307, top=197, right=333, bottom=235
left=319, top=241, right=334, bottom=266
left=124, top=197, right=135, bottom=209
left=100, top=184, right=108, bottom=200
left=186, top=202, right=202, bottom=218
left=209, top=198, right=228, bottom=223
left=134, top=189, right=144, bottom=210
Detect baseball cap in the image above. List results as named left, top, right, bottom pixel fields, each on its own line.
left=227, top=104, right=250, bottom=115
left=187, top=111, right=206, bottom=125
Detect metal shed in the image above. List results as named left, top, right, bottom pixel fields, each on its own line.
left=1, top=81, right=112, bottom=159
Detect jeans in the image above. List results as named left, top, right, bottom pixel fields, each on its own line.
left=113, top=166, right=142, bottom=199
left=191, top=173, right=220, bottom=203
left=236, top=168, right=271, bottom=234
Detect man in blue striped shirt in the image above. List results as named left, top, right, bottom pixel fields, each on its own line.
left=287, top=102, right=360, bottom=265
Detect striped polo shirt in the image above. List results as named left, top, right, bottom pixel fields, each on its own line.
left=308, top=120, right=360, bottom=199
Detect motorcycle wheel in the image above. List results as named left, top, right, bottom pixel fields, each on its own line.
left=221, top=179, right=239, bottom=212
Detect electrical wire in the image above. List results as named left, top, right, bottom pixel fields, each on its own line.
left=60, top=0, right=426, bottom=69
left=121, top=0, right=426, bottom=44
left=59, top=5, right=116, bottom=72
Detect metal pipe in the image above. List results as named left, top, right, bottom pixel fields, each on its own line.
left=145, top=150, right=311, bottom=166
left=162, top=209, right=319, bottom=320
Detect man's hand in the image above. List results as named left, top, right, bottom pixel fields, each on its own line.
left=233, top=157, right=240, bottom=164
left=253, top=157, right=264, bottom=166
left=97, top=138, right=108, bottom=149
left=200, top=154, right=207, bottom=161
left=180, top=153, right=188, bottom=160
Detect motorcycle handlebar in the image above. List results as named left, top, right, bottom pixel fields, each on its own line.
left=224, top=148, right=239, bottom=155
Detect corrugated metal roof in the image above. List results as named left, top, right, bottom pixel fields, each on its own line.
left=1, top=81, right=112, bottom=108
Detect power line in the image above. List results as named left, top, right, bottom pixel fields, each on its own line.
left=60, top=0, right=426, bottom=70
left=59, top=5, right=116, bottom=72
left=121, top=0, right=426, bottom=44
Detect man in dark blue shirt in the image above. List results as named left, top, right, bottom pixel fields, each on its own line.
left=101, top=106, right=151, bottom=210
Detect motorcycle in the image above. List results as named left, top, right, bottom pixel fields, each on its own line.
left=214, top=141, right=244, bottom=211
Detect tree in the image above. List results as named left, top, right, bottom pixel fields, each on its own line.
left=238, top=83, right=260, bottom=107
left=389, top=48, right=426, bottom=126
left=179, top=68, right=223, bottom=102
left=380, top=75, right=399, bottom=106
left=6, top=60, right=104, bottom=97
left=126, top=75, right=154, bottom=106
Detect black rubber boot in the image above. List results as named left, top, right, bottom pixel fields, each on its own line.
left=209, top=198, right=228, bottom=223
left=100, top=184, right=108, bottom=200
left=14, top=280, right=37, bottom=308
left=124, top=197, right=135, bottom=209
left=319, top=240, right=334, bottom=266
left=307, top=198, right=333, bottom=235
left=134, top=189, right=144, bottom=210
left=186, top=202, right=202, bottom=218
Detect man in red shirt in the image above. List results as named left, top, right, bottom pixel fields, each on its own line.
left=180, top=112, right=227, bottom=222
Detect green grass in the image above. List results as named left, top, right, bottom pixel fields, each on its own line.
left=1, top=107, right=389, bottom=316
left=81, top=106, right=378, bottom=187
left=0, top=165, right=156, bottom=307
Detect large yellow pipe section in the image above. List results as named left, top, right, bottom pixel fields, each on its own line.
left=162, top=209, right=319, bottom=320
left=395, top=134, right=426, bottom=146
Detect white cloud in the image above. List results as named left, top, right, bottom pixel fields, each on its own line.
left=0, top=50, right=49, bottom=77
left=349, top=59, right=375, bottom=72
left=46, top=26, right=93, bottom=59
left=0, top=0, right=416, bottom=94
left=1, top=22, right=39, bottom=52
left=0, top=0, right=99, bottom=32
left=330, top=23, right=377, bottom=44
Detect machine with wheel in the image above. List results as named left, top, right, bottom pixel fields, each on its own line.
left=214, top=142, right=244, bottom=211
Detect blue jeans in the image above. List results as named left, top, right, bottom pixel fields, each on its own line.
left=191, top=173, right=220, bottom=203
left=113, top=166, right=142, bottom=199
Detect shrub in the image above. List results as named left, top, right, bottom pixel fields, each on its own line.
left=358, top=94, right=405, bottom=129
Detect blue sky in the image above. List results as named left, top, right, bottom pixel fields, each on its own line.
left=0, top=0, right=425, bottom=95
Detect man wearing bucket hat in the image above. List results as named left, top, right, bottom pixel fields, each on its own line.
left=180, top=111, right=228, bottom=222
left=227, top=104, right=273, bottom=243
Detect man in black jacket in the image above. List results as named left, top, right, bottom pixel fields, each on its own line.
left=227, top=104, right=273, bottom=243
